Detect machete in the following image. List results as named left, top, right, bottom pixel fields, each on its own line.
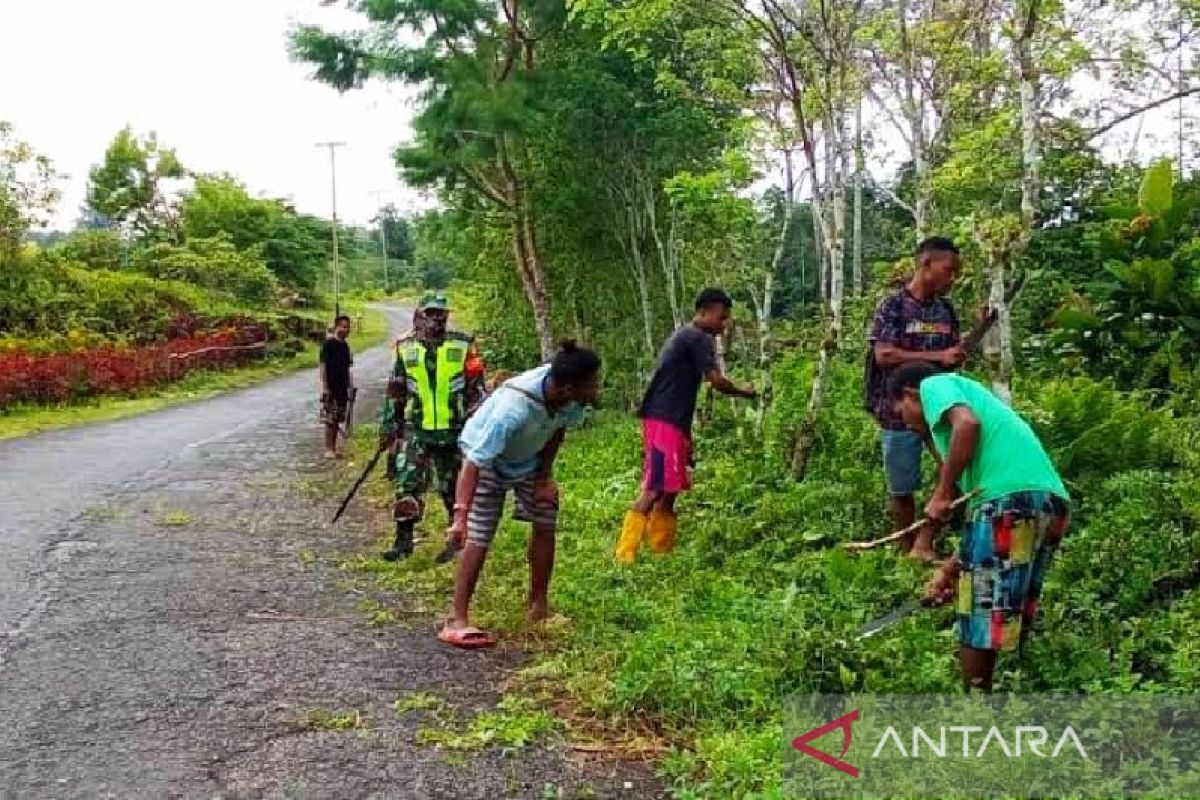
left=961, top=270, right=1029, bottom=353
left=331, top=445, right=385, bottom=525
left=340, top=387, right=358, bottom=441
left=858, top=597, right=936, bottom=640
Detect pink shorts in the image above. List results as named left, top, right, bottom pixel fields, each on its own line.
left=641, top=418, right=692, bottom=493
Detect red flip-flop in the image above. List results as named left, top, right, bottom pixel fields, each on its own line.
left=437, top=625, right=496, bottom=649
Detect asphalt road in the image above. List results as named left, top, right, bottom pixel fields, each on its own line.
left=0, top=307, right=659, bottom=799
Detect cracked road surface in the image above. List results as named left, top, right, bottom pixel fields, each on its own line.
left=0, top=308, right=661, bottom=799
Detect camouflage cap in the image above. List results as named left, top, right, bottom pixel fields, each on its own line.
left=418, top=292, right=450, bottom=311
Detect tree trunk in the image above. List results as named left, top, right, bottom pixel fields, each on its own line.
left=792, top=108, right=848, bottom=480
left=989, top=0, right=1042, bottom=405
left=497, top=134, right=554, bottom=361
left=986, top=255, right=1014, bottom=406
left=755, top=151, right=794, bottom=429
left=610, top=186, right=658, bottom=371
left=513, top=214, right=555, bottom=360
left=755, top=271, right=774, bottom=430
left=813, top=203, right=827, bottom=304
left=647, top=189, right=684, bottom=329
left=852, top=98, right=864, bottom=296
left=898, top=0, right=931, bottom=240
left=791, top=332, right=835, bottom=480
left=822, top=132, right=837, bottom=306
left=629, top=226, right=656, bottom=369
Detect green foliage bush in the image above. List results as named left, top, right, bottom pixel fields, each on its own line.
left=132, top=234, right=280, bottom=305
left=403, top=355, right=1200, bottom=797
left=56, top=228, right=124, bottom=270
left=1019, top=377, right=1176, bottom=490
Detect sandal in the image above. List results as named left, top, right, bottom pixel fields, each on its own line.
left=437, top=624, right=496, bottom=649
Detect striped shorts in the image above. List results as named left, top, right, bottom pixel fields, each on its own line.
left=467, top=468, right=559, bottom=549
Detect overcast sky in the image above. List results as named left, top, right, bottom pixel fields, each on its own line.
left=1, top=0, right=430, bottom=230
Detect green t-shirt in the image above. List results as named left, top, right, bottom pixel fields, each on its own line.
left=920, top=374, right=1069, bottom=506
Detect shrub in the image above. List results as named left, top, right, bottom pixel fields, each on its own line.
left=132, top=234, right=280, bottom=305
left=0, top=321, right=271, bottom=407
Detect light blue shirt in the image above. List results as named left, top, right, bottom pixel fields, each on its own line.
left=459, top=365, right=587, bottom=478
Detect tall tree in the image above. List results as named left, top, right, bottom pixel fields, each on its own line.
left=0, top=122, right=61, bottom=333
left=86, top=127, right=186, bottom=241
left=0, top=121, right=59, bottom=259
left=863, top=0, right=998, bottom=239
left=724, top=0, right=865, bottom=477
left=181, top=174, right=329, bottom=291
left=292, top=0, right=565, bottom=357
left=373, top=204, right=414, bottom=264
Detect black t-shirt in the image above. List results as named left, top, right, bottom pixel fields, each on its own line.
left=320, top=337, right=353, bottom=399
left=637, top=323, right=717, bottom=433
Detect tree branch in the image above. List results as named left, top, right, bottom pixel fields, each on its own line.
left=1088, top=86, right=1200, bottom=140
left=869, top=180, right=916, bottom=219
left=458, top=156, right=511, bottom=208
left=496, top=0, right=520, bottom=82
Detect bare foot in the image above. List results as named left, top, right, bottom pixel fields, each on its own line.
left=527, top=603, right=550, bottom=624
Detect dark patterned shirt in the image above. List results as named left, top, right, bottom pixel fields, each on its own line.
left=867, top=287, right=960, bottom=429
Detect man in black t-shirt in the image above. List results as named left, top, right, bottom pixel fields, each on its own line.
left=616, top=288, right=756, bottom=564
left=319, top=314, right=354, bottom=459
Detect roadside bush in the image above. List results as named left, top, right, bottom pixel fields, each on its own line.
left=132, top=234, right=280, bottom=305
left=0, top=322, right=271, bottom=407
left=55, top=228, right=124, bottom=270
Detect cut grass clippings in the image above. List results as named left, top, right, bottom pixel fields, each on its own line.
left=0, top=306, right=388, bottom=441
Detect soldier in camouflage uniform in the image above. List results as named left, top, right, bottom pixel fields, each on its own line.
left=379, top=293, right=486, bottom=561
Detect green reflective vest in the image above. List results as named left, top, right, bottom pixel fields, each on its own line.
left=400, top=339, right=469, bottom=432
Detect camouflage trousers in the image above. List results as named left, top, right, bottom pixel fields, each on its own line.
left=392, top=437, right=462, bottom=523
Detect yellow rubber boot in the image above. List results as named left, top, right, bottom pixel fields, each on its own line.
left=616, top=510, right=648, bottom=564
left=647, top=509, right=677, bottom=554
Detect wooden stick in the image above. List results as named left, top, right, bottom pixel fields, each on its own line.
left=844, top=489, right=982, bottom=551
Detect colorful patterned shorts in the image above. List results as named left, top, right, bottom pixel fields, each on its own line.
left=956, top=491, right=1070, bottom=652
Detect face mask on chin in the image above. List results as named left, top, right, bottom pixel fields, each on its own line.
left=423, top=315, right=447, bottom=339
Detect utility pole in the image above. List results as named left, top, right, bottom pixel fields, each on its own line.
left=315, top=141, right=346, bottom=317
left=370, top=190, right=389, bottom=295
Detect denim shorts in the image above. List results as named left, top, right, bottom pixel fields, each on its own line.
left=880, top=428, right=923, bottom=496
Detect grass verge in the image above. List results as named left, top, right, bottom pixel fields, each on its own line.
left=0, top=305, right=388, bottom=441
left=330, top=359, right=1200, bottom=798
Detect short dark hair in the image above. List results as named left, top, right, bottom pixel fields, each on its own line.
left=549, top=339, right=601, bottom=386
left=885, top=360, right=942, bottom=402
left=695, top=287, right=733, bottom=312
left=915, top=236, right=960, bottom=258
left=334, top=314, right=351, bottom=324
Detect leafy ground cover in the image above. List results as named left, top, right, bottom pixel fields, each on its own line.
left=337, top=354, right=1200, bottom=798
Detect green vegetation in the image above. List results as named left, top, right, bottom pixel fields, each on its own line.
left=153, top=507, right=193, bottom=527
left=1, top=120, right=400, bottom=429
left=414, top=695, right=561, bottom=752
left=0, top=305, right=386, bottom=441
left=300, top=0, right=1200, bottom=782
left=356, top=366, right=1199, bottom=796
left=393, top=692, right=447, bottom=715
left=298, top=708, right=366, bottom=732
